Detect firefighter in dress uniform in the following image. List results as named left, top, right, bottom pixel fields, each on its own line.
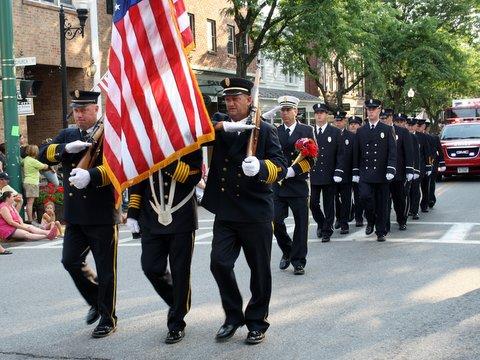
left=39, top=90, right=119, bottom=338
left=410, top=119, right=433, bottom=218
left=333, top=111, right=355, bottom=234
left=424, top=120, right=446, bottom=208
left=347, top=116, right=364, bottom=227
left=273, top=96, right=315, bottom=275
left=406, top=118, right=422, bottom=219
left=125, top=150, right=202, bottom=344
left=352, top=99, right=397, bottom=242
left=309, top=103, right=343, bottom=243
left=201, top=77, right=287, bottom=345
left=381, top=111, right=414, bottom=232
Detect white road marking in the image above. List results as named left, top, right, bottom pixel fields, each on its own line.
left=8, top=221, right=480, bottom=249
left=439, top=223, right=476, bottom=242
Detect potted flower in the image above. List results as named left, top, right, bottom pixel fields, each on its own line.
left=34, top=183, right=64, bottom=223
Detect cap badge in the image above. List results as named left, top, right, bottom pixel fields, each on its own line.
left=225, top=78, right=230, bottom=87
left=369, top=99, right=373, bottom=104
left=74, top=90, right=80, bottom=98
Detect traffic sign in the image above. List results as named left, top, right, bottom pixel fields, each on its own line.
left=14, top=57, right=36, bottom=67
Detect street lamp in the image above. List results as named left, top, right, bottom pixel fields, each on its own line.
left=60, top=0, right=90, bottom=129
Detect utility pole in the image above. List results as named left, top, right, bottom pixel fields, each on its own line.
left=0, top=0, right=21, bottom=192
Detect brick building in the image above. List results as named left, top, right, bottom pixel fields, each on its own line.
left=0, top=0, right=112, bottom=145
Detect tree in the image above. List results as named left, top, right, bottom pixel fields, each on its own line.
left=376, top=2, right=480, bottom=121
left=266, top=0, right=394, bottom=110
left=223, top=0, right=307, bottom=77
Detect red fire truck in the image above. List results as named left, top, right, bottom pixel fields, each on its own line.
left=440, top=98, right=480, bottom=176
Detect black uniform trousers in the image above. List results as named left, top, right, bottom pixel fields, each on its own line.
left=358, top=182, right=389, bottom=236
left=420, top=175, right=431, bottom=211
left=352, top=183, right=364, bottom=223
left=428, top=169, right=438, bottom=207
left=210, top=219, right=272, bottom=333
left=387, top=180, right=409, bottom=231
left=335, top=183, right=352, bottom=230
left=310, top=184, right=335, bottom=237
left=141, top=231, right=194, bottom=332
left=409, top=177, right=422, bottom=215
left=273, top=196, right=309, bottom=267
left=62, top=224, right=118, bottom=327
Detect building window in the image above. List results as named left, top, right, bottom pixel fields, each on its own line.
left=30, top=0, right=73, bottom=6
left=227, top=25, right=235, bottom=55
left=188, top=13, right=196, bottom=44
left=206, top=19, right=217, bottom=52
left=243, top=32, right=249, bottom=55
left=284, top=70, right=298, bottom=85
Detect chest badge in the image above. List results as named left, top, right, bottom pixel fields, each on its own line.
left=380, top=132, right=385, bottom=139
left=328, top=136, right=332, bottom=143
left=396, top=135, right=399, bottom=140
left=345, top=139, right=349, bottom=145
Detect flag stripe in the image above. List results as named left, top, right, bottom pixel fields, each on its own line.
left=104, top=0, right=214, bottom=206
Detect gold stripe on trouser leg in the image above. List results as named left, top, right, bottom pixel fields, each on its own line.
left=186, top=231, right=195, bottom=313
left=110, top=224, right=118, bottom=325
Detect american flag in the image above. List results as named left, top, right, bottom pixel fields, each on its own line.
left=103, top=0, right=214, bottom=205
left=173, top=0, right=194, bottom=51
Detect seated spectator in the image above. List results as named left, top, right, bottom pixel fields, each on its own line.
left=0, top=244, right=12, bottom=255
left=0, top=172, right=23, bottom=212
left=41, top=201, right=63, bottom=237
left=21, top=145, right=49, bottom=225
left=0, top=191, right=57, bottom=241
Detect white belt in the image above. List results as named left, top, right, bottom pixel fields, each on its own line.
left=148, top=171, right=194, bottom=226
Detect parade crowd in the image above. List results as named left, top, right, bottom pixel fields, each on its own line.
left=15, top=76, right=445, bottom=345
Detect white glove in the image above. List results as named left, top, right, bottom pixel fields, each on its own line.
left=426, top=171, right=432, bottom=176
left=223, top=121, right=256, bottom=133
left=406, top=173, right=414, bottom=181
left=65, top=140, right=92, bottom=154
left=69, top=168, right=91, bottom=189
left=242, top=156, right=260, bottom=177
left=386, top=173, right=394, bottom=181
left=352, top=175, right=360, bottom=183
left=438, top=166, right=446, bottom=172
left=126, top=218, right=140, bottom=233
left=262, top=105, right=282, bottom=121
left=285, top=167, right=295, bottom=179
left=413, top=173, right=420, bottom=180
left=333, top=176, right=342, bottom=183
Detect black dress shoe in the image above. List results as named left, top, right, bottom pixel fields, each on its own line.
left=355, top=222, right=364, bottom=227
left=340, top=228, right=349, bottom=235
left=316, top=227, right=322, bottom=238
left=216, top=324, right=241, bottom=341
left=279, top=256, right=290, bottom=270
left=421, top=208, right=429, bottom=213
left=321, top=235, right=330, bottom=243
left=293, top=265, right=305, bottom=275
left=165, top=330, right=185, bottom=344
left=412, top=214, right=419, bottom=220
left=365, top=224, right=374, bottom=235
left=399, top=224, right=407, bottom=231
left=334, top=221, right=341, bottom=229
left=86, top=307, right=100, bottom=325
left=428, top=201, right=435, bottom=208
left=245, top=330, right=265, bottom=345
left=92, top=324, right=116, bottom=338
left=377, top=235, right=386, bottom=242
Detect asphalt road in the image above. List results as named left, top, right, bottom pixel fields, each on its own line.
left=1, top=176, right=480, bottom=360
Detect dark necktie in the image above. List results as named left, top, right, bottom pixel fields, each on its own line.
left=81, top=130, right=88, bottom=140
left=286, top=128, right=290, bottom=136
left=318, top=127, right=322, bottom=135
left=370, top=124, right=375, bottom=130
